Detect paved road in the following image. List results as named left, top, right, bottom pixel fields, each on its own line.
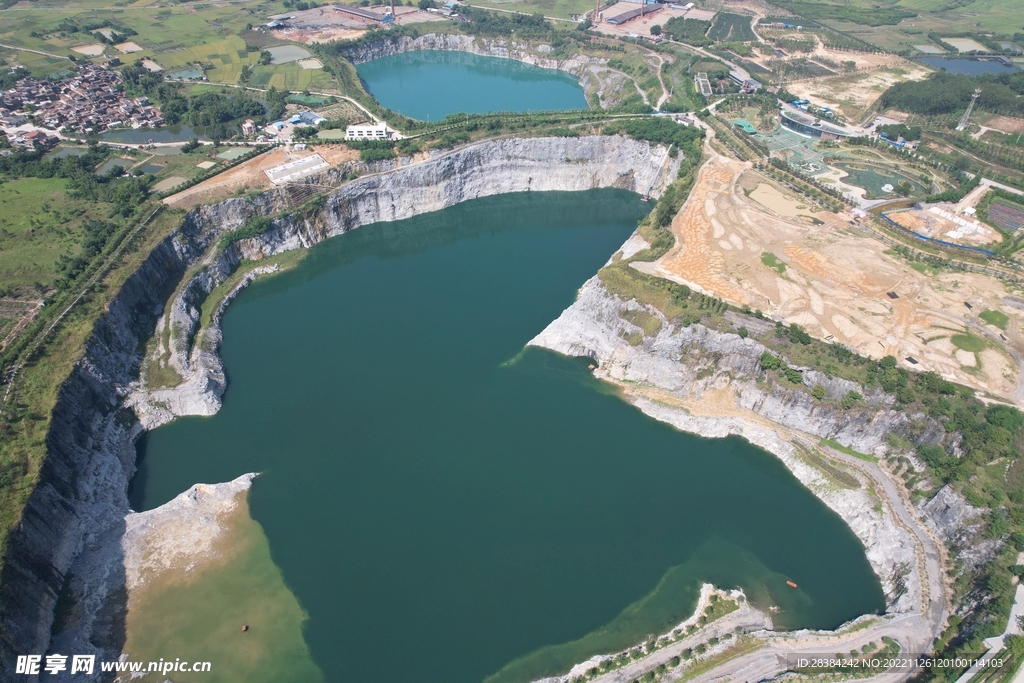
left=590, top=605, right=772, bottom=683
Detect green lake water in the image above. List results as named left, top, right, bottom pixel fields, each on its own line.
left=355, top=51, right=588, bottom=121
left=133, top=189, right=885, bottom=683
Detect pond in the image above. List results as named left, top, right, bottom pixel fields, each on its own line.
left=832, top=160, right=928, bottom=199
left=101, top=125, right=198, bottom=143
left=267, top=44, right=313, bottom=64
left=43, top=146, right=88, bottom=160
left=216, top=147, right=253, bottom=160
left=95, top=157, right=134, bottom=176
left=167, top=67, right=205, bottom=80
left=132, top=189, right=885, bottom=683
left=356, top=50, right=588, bottom=121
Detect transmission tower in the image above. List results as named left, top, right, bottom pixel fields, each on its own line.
left=956, top=88, right=982, bottom=131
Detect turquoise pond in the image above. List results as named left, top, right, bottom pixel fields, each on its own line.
left=355, top=50, right=588, bottom=121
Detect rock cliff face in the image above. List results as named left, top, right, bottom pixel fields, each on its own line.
left=0, top=136, right=679, bottom=676
left=529, top=271, right=956, bottom=613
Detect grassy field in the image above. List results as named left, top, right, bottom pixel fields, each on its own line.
left=0, top=176, right=113, bottom=294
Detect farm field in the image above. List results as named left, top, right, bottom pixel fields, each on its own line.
left=708, top=12, right=756, bottom=42
left=0, top=0, right=341, bottom=90
left=0, top=48, right=70, bottom=79
left=766, top=0, right=1024, bottom=50
left=461, top=0, right=594, bottom=20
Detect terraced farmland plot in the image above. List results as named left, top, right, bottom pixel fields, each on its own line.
left=154, top=36, right=256, bottom=83
left=990, top=198, right=1024, bottom=231
left=708, top=13, right=756, bottom=42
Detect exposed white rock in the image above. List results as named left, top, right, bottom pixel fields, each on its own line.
left=122, top=473, right=257, bottom=590
left=528, top=269, right=931, bottom=614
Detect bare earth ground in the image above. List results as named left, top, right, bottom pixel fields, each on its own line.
left=270, top=5, right=444, bottom=44
left=889, top=203, right=1002, bottom=246
left=164, top=145, right=358, bottom=210
left=592, top=5, right=671, bottom=39
left=980, top=114, right=1024, bottom=135
left=785, top=63, right=932, bottom=122
left=642, top=151, right=1024, bottom=403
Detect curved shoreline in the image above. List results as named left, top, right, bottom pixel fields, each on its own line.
left=336, top=33, right=645, bottom=109
left=525, top=263, right=950, bottom=681
left=0, top=130, right=965, bottom=682
left=0, top=135, right=680, bottom=672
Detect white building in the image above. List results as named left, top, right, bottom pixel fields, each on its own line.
left=345, top=122, right=394, bottom=141
left=264, top=154, right=331, bottom=185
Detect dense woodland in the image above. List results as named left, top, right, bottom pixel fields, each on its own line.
left=880, top=71, right=1024, bottom=118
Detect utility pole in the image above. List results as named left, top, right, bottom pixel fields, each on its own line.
left=956, top=88, right=982, bottom=131
left=594, top=0, right=600, bottom=23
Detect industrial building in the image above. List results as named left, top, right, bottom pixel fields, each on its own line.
left=345, top=121, right=395, bottom=140
left=264, top=154, right=331, bottom=185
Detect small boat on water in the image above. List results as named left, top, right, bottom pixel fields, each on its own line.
left=786, top=580, right=798, bottom=588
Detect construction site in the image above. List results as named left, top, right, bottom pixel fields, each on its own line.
left=267, top=4, right=448, bottom=44
left=637, top=144, right=1024, bottom=403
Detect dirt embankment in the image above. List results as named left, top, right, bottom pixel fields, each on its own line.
left=164, top=145, right=358, bottom=210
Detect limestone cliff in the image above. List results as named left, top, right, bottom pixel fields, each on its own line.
left=529, top=270, right=956, bottom=614
left=0, top=135, right=679, bottom=676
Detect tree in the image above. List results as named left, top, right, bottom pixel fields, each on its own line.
left=813, top=385, right=826, bottom=400
left=418, top=0, right=436, bottom=8
left=650, top=24, right=662, bottom=36
left=259, top=50, right=272, bottom=66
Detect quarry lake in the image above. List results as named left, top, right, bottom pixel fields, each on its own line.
left=133, top=190, right=885, bottom=683
left=355, top=51, right=588, bottom=120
